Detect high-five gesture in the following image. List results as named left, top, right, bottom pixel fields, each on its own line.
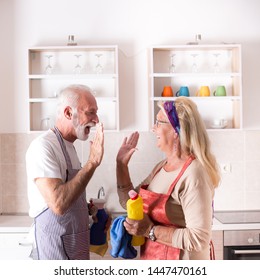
left=88, top=122, right=104, bottom=167
left=116, top=131, right=139, bottom=166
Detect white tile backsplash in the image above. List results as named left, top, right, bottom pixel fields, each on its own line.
left=245, top=130, right=260, bottom=160
left=245, top=160, right=260, bottom=191
left=1, top=130, right=260, bottom=214
left=244, top=190, right=260, bottom=209
left=208, top=130, right=244, bottom=162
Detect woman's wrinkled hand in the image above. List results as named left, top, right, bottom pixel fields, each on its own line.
left=116, top=131, right=139, bottom=166
left=123, top=213, right=153, bottom=237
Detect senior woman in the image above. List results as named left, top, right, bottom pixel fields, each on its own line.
left=116, top=97, right=220, bottom=260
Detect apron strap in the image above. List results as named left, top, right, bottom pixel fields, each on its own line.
left=166, top=155, right=195, bottom=196
left=53, top=126, right=73, bottom=171
left=209, top=240, right=215, bottom=260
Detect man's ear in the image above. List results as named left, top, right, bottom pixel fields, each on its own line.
left=64, top=106, right=73, bottom=120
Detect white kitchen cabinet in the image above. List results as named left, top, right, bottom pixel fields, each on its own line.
left=149, top=44, right=242, bottom=130
left=28, top=45, right=119, bottom=132
left=0, top=232, right=32, bottom=260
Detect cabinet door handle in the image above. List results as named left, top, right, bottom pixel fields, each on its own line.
left=233, top=249, right=260, bottom=255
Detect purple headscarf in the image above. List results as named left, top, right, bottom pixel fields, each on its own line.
left=163, top=101, right=180, bottom=135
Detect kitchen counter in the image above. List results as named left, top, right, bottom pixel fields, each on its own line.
left=1, top=214, right=260, bottom=233
left=1, top=214, right=258, bottom=261
left=212, top=217, right=260, bottom=231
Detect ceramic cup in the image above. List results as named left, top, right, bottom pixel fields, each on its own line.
left=40, top=117, right=52, bottom=130
left=162, top=86, right=173, bottom=97
left=213, top=85, right=226, bottom=96
left=176, top=86, right=190, bottom=97
left=196, top=86, right=210, bottom=97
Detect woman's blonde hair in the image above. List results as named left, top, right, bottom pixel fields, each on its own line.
left=159, top=97, right=220, bottom=188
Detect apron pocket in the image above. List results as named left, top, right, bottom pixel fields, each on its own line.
left=61, top=230, right=90, bottom=260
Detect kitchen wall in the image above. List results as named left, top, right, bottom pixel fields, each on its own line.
left=0, top=0, right=260, bottom=213
left=1, top=0, right=260, bottom=132
left=1, top=130, right=260, bottom=214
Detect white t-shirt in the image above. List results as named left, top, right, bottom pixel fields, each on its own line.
left=26, top=129, right=81, bottom=218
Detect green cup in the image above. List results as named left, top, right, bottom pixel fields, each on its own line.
left=213, top=86, right=226, bottom=96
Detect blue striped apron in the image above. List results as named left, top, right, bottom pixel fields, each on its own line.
left=34, top=127, right=90, bottom=260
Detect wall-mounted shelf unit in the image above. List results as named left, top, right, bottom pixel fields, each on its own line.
left=28, top=45, right=119, bottom=132
left=149, top=44, right=242, bottom=130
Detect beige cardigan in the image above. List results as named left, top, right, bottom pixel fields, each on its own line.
left=118, top=159, right=214, bottom=260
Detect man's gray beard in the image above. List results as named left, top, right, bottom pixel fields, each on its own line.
left=72, top=115, right=89, bottom=141
left=75, top=124, right=89, bottom=141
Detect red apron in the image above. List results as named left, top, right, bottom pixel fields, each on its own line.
left=139, top=156, right=194, bottom=260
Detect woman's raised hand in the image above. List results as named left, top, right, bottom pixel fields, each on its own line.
left=116, top=131, right=139, bottom=166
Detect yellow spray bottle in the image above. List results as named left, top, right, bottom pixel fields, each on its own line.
left=127, top=190, right=145, bottom=246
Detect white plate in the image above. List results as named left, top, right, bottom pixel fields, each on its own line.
left=210, top=124, right=227, bottom=129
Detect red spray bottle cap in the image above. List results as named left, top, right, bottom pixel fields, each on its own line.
left=128, top=190, right=138, bottom=200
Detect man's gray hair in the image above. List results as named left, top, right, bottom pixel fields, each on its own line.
left=56, top=84, right=93, bottom=119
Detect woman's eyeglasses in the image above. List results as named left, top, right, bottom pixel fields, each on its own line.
left=155, top=119, right=170, bottom=128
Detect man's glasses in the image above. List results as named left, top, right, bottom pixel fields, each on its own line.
left=155, top=119, right=170, bottom=128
